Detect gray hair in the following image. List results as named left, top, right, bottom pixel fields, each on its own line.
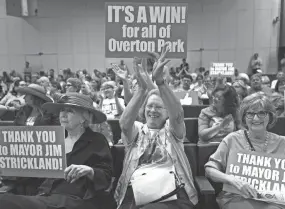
left=240, top=92, right=277, bottom=129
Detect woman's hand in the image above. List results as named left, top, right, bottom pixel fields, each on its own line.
left=148, top=44, right=171, bottom=82
left=64, top=164, right=94, bottom=183
left=111, top=64, right=128, bottom=81
left=133, top=57, right=147, bottom=90
left=228, top=175, right=258, bottom=198
left=219, top=115, right=233, bottom=129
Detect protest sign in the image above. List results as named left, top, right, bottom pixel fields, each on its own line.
left=105, top=3, right=188, bottom=58
left=224, top=150, right=285, bottom=205
left=0, top=126, right=66, bottom=178
left=209, top=63, right=234, bottom=77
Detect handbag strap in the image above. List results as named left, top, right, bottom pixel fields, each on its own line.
left=244, top=130, right=255, bottom=151
left=149, top=171, right=185, bottom=204
left=149, top=183, right=185, bottom=204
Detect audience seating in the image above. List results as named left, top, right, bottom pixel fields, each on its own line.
left=183, top=105, right=208, bottom=118
left=0, top=121, right=14, bottom=126
left=185, top=118, right=199, bottom=143
left=0, top=110, right=16, bottom=121
left=107, top=119, right=122, bottom=145
left=269, top=117, right=285, bottom=136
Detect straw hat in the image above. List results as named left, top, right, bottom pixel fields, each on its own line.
left=17, top=83, right=53, bottom=102
left=42, top=92, right=106, bottom=124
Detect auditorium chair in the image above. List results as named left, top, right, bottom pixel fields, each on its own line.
left=107, top=119, right=122, bottom=144
left=269, top=117, right=285, bottom=136
left=184, top=118, right=199, bottom=143
left=0, top=121, right=14, bottom=126
left=0, top=110, right=16, bottom=121
left=182, top=105, right=208, bottom=118
left=111, top=144, right=216, bottom=209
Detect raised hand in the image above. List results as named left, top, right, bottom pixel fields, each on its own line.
left=148, top=44, right=171, bottom=82
left=111, top=63, right=128, bottom=80
left=133, top=57, right=147, bottom=90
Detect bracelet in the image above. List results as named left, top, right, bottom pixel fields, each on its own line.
left=156, top=79, right=165, bottom=86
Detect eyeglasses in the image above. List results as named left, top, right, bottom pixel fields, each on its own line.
left=245, top=111, right=268, bottom=119
left=146, top=104, right=165, bottom=111
left=66, top=84, right=73, bottom=87
left=212, top=95, right=223, bottom=101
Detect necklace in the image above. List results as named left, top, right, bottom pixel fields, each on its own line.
left=246, top=131, right=269, bottom=152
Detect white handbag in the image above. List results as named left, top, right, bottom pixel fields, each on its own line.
left=131, top=165, right=182, bottom=206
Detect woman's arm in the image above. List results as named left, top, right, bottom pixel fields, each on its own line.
left=119, top=60, right=148, bottom=143
left=205, top=167, right=232, bottom=184
left=199, top=124, right=221, bottom=142
left=114, top=95, right=125, bottom=116
left=198, top=112, right=232, bottom=142
left=158, top=83, right=185, bottom=139
left=123, top=79, right=133, bottom=105
left=150, top=45, right=185, bottom=139
left=0, top=94, right=9, bottom=105
left=65, top=134, right=113, bottom=192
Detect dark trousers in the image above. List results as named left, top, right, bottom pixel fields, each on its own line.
left=119, top=186, right=195, bottom=209
left=0, top=193, right=99, bottom=209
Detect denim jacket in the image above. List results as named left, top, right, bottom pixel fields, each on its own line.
left=114, top=120, right=198, bottom=208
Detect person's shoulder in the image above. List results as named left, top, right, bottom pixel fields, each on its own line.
left=269, top=132, right=285, bottom=143
left=222, top=130, right=244, bottom=145
left=200, top=106, right=214, bottom=115
left=86, top=128, right=110, bottom=146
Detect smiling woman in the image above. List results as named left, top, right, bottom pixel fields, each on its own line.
left=115, top=45, right=197, bottom=209
left=205, top=92, right=285, bottom=209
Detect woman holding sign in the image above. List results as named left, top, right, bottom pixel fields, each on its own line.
left=205, top=92, right=285, bottom=209
left=115, top=45, right=197, bottom=209
left=0, top=93, right=114, bottom=209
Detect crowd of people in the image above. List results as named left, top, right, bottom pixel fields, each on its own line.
left=0, top=45, right=284, bottom=209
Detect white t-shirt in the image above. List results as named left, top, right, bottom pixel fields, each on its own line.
left=102, top=97, right=125, bottom=119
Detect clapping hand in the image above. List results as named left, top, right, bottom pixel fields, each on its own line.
left=111, top=64, right=128, bottom=81
left=148, top=44, right=171, bottom=82
left=133, top=57, right=147, bottom=90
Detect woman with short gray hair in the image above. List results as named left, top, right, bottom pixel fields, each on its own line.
left=205, top=92, right=285, bottom=209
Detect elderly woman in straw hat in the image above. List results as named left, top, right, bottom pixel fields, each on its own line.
left=0, top=92, right=114, bottom=209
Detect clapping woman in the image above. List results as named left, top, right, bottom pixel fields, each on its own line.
left=115, top=46, right=197, bottom=209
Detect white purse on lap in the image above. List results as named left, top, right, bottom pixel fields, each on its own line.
left=131, top=165, right=177, bottom=206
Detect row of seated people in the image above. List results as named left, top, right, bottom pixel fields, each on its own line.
left=0, top=90, right=283, bottom=209
left=0, top=49, right=284, bottom=209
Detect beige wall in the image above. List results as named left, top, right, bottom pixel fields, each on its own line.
left=0, top=0, right=281, bottom=74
